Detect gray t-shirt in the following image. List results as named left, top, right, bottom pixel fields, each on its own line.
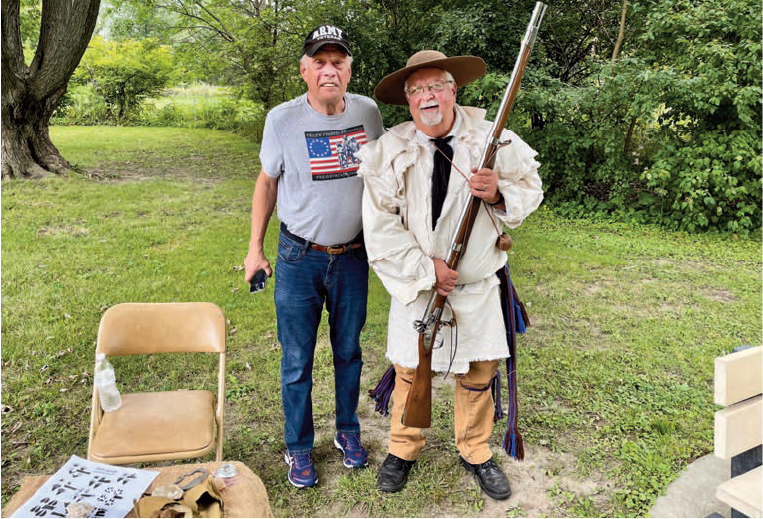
left=260, top=93, right=384, bottom=245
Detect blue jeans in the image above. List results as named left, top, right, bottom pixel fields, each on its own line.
left=274, top=229, right=368, bottom=454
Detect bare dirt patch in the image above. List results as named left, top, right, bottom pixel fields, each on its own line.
left=90, top=164, right=222, bottom=184
left=481, top=446, right=610, bottom=517
left=701, top=288, right=740, bottom=303
left=37, top=225, right=89, bottom=237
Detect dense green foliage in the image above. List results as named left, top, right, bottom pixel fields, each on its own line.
left=36, top=0, right=763, bottom=233
left=510, top=0, right=762, bottom=235
left=55, top=84, right=266, bottom=138
left=639, top=0, right=761, bottom=234
left=138, top=85, right=266, bottom=138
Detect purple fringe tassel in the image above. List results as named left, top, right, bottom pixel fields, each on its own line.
left=368, top=365, right=396, bottom=417
left=497, top=263, right=527, bottom=461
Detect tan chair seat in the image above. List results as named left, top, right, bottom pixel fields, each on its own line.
left=90, top=390, right=215, bottom=463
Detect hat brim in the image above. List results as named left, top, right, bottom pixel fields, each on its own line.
left=304, top=41, right=352, bottom=57
left=374, top=56, right=486, bottom=105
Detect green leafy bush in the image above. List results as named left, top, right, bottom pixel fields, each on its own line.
left=133, top=89, right=266, bottom=139
left=646, top=129, right=761, bottom=233
left=72, top=36, right=174, bottom=123
left=636, top=0, right=762, bottom=235
left=152, top=103, right=184, bottom=127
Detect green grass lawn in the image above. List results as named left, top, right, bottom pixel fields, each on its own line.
left=1, top=126, right=761, bottom=517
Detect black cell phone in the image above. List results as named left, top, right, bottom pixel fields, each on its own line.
left=249, top=269, right=267, bottom=294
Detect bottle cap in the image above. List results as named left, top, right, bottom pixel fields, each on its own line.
left=214, top=463, right=238, bottom=478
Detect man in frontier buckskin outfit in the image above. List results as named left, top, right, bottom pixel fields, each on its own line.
left=359, top=50, right=543, bottom=500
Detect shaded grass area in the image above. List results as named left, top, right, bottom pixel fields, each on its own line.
left=56, top=126, right=257, bottom=181
left=2, top=127, right=761, bottom=517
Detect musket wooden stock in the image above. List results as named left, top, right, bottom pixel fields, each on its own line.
left=400, top=331, right=436, bottom=428
left=401, top=291, right=447, bottom=427
left=401, top=2, right=547, bottom=429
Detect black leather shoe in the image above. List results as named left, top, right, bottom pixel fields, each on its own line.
left=377, top=453, right=415, bottom=493
left=460, top=456, right=511, bottom=500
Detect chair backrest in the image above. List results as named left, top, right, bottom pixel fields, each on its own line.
left=89, top=302, right=226, bottom=463
left=97, top=302, right=225, bottom=356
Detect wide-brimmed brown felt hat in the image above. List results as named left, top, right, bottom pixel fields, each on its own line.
left=374, top=50, right=486, bottom=105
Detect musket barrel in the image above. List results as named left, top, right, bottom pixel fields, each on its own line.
left=524, top=2, right=548, bottom=48
left=478, top=2, right=547, bottom=169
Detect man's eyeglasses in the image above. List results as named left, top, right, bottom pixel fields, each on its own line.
left=405, top=80, right=454, bottom=97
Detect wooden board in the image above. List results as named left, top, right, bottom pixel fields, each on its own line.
left=715, top=465, right=762, bottom=518
left=714, top=346, right=763, bottom=406
left=714, top=395, right=763, bottom=460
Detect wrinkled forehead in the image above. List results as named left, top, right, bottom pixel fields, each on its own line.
left=406, top=67, right=448, bottom=84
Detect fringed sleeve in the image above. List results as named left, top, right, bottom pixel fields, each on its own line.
left=359, top=140, right=436, bottom=305
left=492, top=130, right=544, bottom=229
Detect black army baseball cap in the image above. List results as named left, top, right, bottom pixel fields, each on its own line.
left=302, top=24, right=351, bottom=57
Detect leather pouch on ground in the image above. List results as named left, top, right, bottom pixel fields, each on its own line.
left=133, top=476, right=223, bottom=518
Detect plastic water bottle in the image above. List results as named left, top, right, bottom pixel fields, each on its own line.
left=95, top=353, right=122, bottom=412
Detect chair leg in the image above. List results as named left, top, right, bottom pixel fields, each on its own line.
left=216, top=422, right=223, bottom=461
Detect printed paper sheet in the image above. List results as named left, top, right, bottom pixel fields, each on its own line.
left=11, top=455, right=158, bottom=518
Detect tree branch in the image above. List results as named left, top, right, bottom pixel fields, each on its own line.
left=611, top=0, right=628, bottom=64
left=1, top=0, right=28, bottom=91
left=30, top=0, right=101, bottom=99
left=156, top=1, right=236, bottom=42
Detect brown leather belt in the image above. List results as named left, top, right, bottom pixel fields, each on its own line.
left=310, top=243, right=362, bottom=255
left=280, top=222, right=363, bottom=256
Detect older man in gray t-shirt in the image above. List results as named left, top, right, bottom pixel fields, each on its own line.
left=244, top=24, right=383, bottom=489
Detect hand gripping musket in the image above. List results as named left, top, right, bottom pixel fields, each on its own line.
left=401, top=2, right=548, bottom=429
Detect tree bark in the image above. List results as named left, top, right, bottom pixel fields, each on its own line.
left=1, top=0, right=101, bottom=180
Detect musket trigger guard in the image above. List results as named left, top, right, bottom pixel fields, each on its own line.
left=438, top=318, right=456, bottom=329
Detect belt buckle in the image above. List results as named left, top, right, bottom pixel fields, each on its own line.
left=326, top=245, right=347, bottom=255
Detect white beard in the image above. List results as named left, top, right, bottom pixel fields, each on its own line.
left=419, top=102, right=443, bottom=126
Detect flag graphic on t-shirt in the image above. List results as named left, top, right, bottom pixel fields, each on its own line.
left=305, top=125, right=367, bottom=181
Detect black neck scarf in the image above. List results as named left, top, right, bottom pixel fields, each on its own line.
left=430, top=136, right=454, bottom=230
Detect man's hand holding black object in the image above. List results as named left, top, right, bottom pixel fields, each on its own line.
left=244, top=251, right=271, bottom=293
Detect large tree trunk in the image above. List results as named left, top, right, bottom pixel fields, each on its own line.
left=1, top=0, right=100, bottom=180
